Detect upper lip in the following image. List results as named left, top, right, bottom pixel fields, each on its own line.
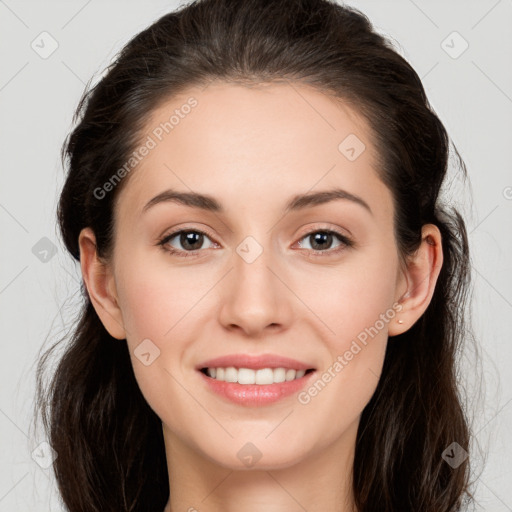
left=197, top=354, right=316, bottom=371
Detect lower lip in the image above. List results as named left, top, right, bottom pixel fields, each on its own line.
left=198, top=370, right=316, bottom=406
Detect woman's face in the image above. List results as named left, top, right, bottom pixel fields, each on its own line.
left=98, top=82, right=408, bottom=469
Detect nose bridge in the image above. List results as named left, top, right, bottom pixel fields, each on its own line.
left=218, top=233, right=290, bottom=335
left=235, top=235, right=275, bottom=292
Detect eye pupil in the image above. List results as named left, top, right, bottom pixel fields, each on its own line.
left=181, top=231, right=203, bottom=250
left=310, top=232, right=333, bottom=251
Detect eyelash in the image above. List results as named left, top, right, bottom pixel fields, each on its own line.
left=157, top=227, right=354, bottom=259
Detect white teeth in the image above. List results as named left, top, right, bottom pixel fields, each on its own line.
left=204, top=366, right=311, bottom=384
left=273, top=367, right=286, bottom=383
left=238, top=368, right=256, bottom=384
left=255, top=368, right=273, bottom=385
left=225, top=367, right=238, bottom=383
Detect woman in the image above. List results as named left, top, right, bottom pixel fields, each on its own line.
left=36, top=0, right=476, bottom=510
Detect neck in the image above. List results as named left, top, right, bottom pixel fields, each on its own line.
left=162, top=419, right=359, bottom=512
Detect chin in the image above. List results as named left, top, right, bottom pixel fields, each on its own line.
left=202, top=441, right=311, bottom=471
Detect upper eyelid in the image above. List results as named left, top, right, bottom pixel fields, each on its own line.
left=160, top=226, right=352, bottom=249
left=160, top=226, right=218, bottom=245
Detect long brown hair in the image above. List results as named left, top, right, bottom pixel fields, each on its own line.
left=35, top=0, right=478, bottom=510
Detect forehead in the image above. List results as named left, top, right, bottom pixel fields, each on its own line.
left=115, top=81, right=392, bottom=222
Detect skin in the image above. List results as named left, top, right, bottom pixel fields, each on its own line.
left=79, top=82, right=443, bottom=512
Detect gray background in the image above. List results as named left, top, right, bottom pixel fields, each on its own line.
left=1, top=0, right=511, bottom=510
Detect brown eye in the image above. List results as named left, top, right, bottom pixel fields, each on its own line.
left=297, top=230, right=353, bottom=255
left=175, top=231, right=205, bottom=251
left=158, top=229, right=217, bottom=257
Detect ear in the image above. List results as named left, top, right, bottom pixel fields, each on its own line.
left=388, top=224, right=443, bottom=336
left=78, top=227, right=126, bottom=340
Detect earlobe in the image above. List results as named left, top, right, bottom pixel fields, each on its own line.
left=388, top=224, right=443, bottom=336
left=78, top=227, right=126, bottom=340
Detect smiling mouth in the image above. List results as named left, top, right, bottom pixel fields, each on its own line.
left=200, top=367, right=315, bottom=385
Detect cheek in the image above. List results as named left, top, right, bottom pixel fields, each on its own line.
left=314, top=250, right=399, bottom=345
left=113, top=257, right=192, bottom=387
left=114, top=266, right=198, bottom=426
left=300, top=248, right=398, bottom=411
left=115, top=255, right=202, bottom=342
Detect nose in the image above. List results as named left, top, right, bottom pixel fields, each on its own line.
left=218, top=244, right=293, bottom=338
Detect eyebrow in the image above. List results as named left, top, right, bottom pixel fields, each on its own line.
left=142, top=187, right=372, bottom=215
